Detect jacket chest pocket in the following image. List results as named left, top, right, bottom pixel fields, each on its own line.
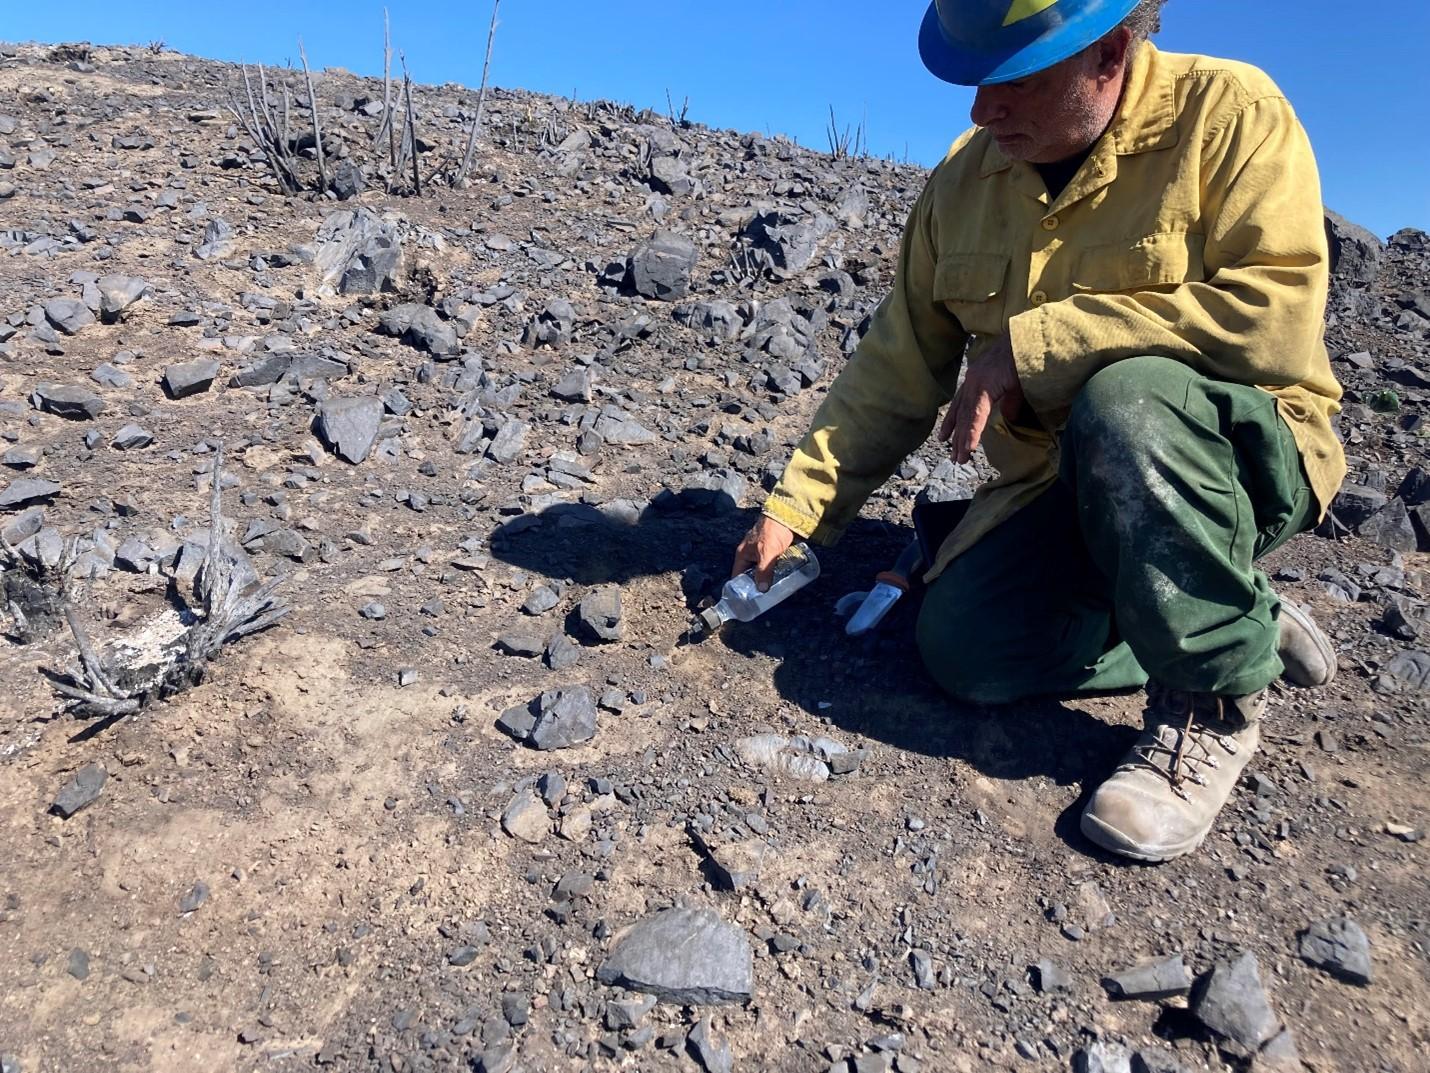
left=934, top=252, right=1009, bottom=338
left=1071, top=231, right=1207, bottom=293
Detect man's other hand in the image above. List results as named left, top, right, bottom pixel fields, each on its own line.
left=939, top=338, right=1026, bottom=464
left=732, top=516, right=795, bottom=592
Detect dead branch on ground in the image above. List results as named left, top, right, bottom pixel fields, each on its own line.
left=44, top=445, right=289, bottom=720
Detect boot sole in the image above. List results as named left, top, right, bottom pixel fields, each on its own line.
left=1279, top=599, right=1336, bottom=688
left=1080, top=810, right=1207, bottom=863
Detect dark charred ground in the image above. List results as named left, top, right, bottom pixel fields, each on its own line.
left=0, top=41, right=1426, bottom=1073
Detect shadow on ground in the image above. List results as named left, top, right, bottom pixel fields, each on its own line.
left=491, top=487, right=1142, bottom=854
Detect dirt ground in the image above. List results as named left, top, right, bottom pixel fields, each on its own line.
left=0, top=41, right=1426, bottom=1073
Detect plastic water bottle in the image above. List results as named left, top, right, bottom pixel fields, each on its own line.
left=693, top=543, right=821, bottom=636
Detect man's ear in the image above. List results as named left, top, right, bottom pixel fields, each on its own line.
left=1095, top=27, right=1133, bottom=82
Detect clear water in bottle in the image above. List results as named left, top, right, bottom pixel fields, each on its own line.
left=694, top=543, right=821, bottom=636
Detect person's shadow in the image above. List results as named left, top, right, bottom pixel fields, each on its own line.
left=490, top=486, right=1141, bottom=857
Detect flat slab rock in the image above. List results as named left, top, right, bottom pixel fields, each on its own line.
left=597, top=907, right=753, bottom=1005
left=1190, top=950, right=1281, bottom=1054
left=51, top=763, right=107, bottom=818
left=316, top=395, right=384, bottom=464
left=578, top=586, right=624, bottom=642
left=499, top=687, right=599, bottom=751
left=1298, top=916, right=1373, bottom=986
left=0, top=478, right=61, bottom=511
left=44, top=297, right=95, bottom=335
left=163, top=359, right=220, bottom=399
left=97, top=274, right=147, bottom=319
left=32, top=383, right=104, bottom=420
left=1376, top=649, right=1430, bottom=693
left=1102, top=954, right=1191, bottom=1000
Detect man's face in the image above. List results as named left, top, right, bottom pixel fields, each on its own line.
left=969, top=44, right=1123, bottom=164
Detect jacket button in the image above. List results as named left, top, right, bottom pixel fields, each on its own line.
left=1041, top=216, right=1059, bottom=231
left=1030, top=290, right=1049, bottom=305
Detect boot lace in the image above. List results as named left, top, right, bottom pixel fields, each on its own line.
left=1133, top=687, right=1241, bottom=801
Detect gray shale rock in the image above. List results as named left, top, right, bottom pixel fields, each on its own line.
left=1325, top=208, right=1384, bottom=286
left=752, top=209, right=836, bottom=278
left=96, top=274, right=147, bottom=321
left=1130, top=1049, right=1189, bottom=1073
left=674, top=299, right=742, bottom=342
left=495, top=632, right=545, bottom=658
left=593, top=412, right=656, bottom=446
left=0, top=478, right=61, bottom=511
left=630, top=230, right=698, bottom=301
left=32, top=383, right=104, bottom=420
left=1376, top=650, right=1430, bottom=693
left=1033, top=959, right=1071, bottom=993
left=529, top=688, right=598, bottom=750
left=163, top=359, right=219, bottom=399
left=551, top=367, right=593, bottom=402
left=51, top=763, right=108, bottom=818
left=686, top=1018, right=733, bottom=1073
left=1297, top=916, right=1373, bottom=985
left=597, top=907, right=754, bottom=1005
left=91, top=362, right=133, bottom=389
left=1190, top=950, right=1281, bottom=1055
left=314, top=207, right=402, bottom=294
left=1360, top=499, right=1418, bottom=551
left=1383, top=598, right=1426, bottom=641
left=112, top=424, right=153, bottom=450
left=2, top=446, right=39, bottom=468
left=330, top=162, right=365, bottom=201
left=522, top=586, right=560, bottom=615
left=578, top=586, right=624, bottom=643
left=1074, top=1043, right=1132, bottom=1073
left=316, top=396, right=384, bottom=464
left=178, top=881, right=210, bottom=914
left=66, top=949, right=89, bottom=981
left=195, top=217, right=235, bottom=260
left=229, top=353, right=294, bottom=388
left=1330, top=484, right=1386, bottom=529
left=1102, top=955, right=1191, bottom=1000
left=44, top=298, right=95, bottom=335
left=486, top=420, right=529, bottom=464
left=378, top=303, right=459, bottom=357
left=1398, top=465, right=1430, bottom=505
left=501, top=790, right=550, bottom=844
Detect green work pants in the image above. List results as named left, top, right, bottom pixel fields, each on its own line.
left=916, top=356, right=1319, bottom=704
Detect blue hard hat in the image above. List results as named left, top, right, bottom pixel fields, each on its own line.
left=919, top=0, right=1141, bottom=86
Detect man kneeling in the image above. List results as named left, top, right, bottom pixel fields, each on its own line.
left=732, top=0, right=1345, bottom=862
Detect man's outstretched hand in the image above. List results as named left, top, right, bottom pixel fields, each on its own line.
left=731, top=515, right=795, bottom=592
left=939, top=337, right=1025, bottom=464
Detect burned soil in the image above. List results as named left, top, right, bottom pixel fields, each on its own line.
left=0, top=41, right=1427, bottom=1073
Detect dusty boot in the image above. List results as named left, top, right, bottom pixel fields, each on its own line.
left=1277, top=598, right=1336, bottom=688
left=1081, top=686, right=1267, bottom=863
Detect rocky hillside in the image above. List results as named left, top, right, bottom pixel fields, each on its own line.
left=0, top=40, right=1426, bottom=1073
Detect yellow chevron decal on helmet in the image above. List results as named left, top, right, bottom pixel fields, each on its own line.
left=1003, top=0, right=1060, bottom=26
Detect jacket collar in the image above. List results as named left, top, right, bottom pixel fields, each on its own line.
left=977, top=42, right=1179, bottom=180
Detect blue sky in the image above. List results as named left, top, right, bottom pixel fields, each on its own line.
left=6, top=1, right=1427, bottom=238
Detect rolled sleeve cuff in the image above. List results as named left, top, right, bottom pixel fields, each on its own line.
left=761, top=494, right=845, bottom=546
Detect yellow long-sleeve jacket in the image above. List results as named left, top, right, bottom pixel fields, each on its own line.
left=763, top=44, right=1347, bottom=582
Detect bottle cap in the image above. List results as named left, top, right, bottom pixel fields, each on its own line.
left=696, top=607, right=724, bottom=635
